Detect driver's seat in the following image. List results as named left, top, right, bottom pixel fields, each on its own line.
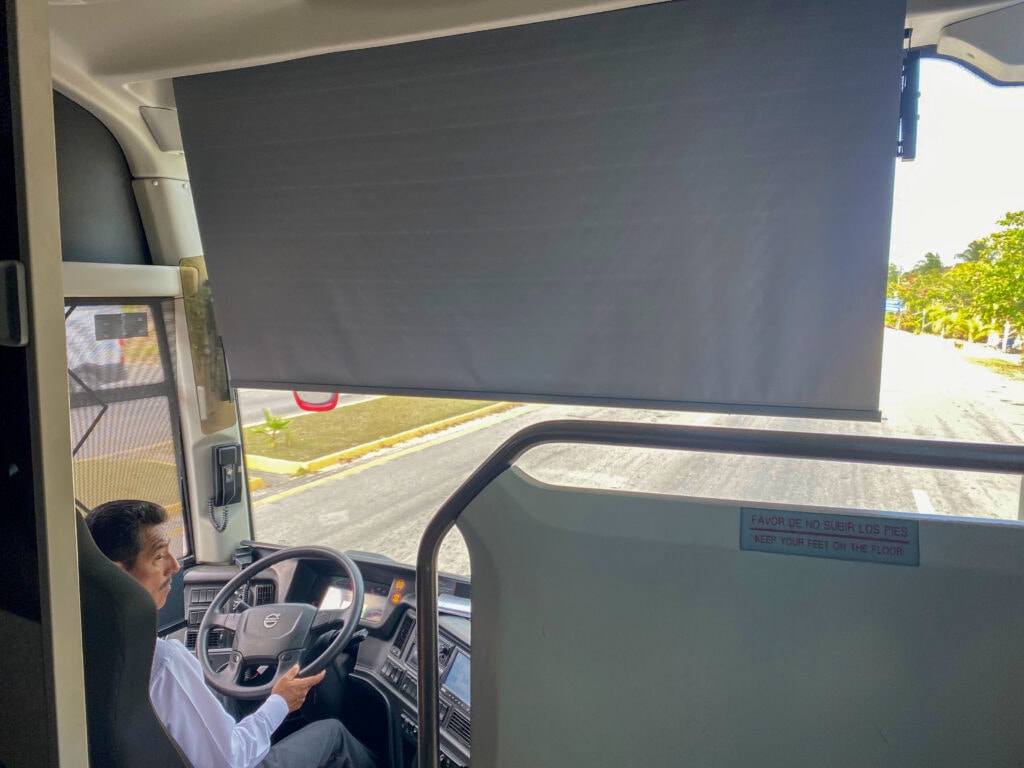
left=76, top=513, right=192, bottom=767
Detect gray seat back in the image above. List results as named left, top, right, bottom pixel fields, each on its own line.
left=459, top=468, right=1024, bottom=767
left=77, top=513, right=191, bottom=767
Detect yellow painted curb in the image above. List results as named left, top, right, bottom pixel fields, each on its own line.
left=248, top=476, right=266, bottom=492
left=245, top=402, right=516, bottom=476
left=245, top=454, right=302, bottom=474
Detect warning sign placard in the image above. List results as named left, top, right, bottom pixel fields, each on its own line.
left=740, top=508, right=919, bottom=566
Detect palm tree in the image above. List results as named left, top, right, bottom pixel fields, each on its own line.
left=955, top=239, right=988, bottom=263
left=912, top=252, right=943, bottom=274
left=253, top=408, right=292, bottom=448
left=929, top=308, right=998, bottom=342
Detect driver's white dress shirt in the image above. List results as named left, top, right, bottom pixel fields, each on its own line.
left=149, top=637, right=289, bottom=768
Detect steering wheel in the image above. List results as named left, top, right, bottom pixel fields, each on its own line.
left=197, top=545, right=364, bottom=700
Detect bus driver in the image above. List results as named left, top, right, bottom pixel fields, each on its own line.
left=86, top=499, right=378, bottom=768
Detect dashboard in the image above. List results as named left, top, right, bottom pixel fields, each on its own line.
left=319, top=577, right=404, bottom=623
left=380, top=611, right=472, bottom=768
left=181, top=548, right=472, bottom=768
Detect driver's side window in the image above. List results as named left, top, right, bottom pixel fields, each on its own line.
left=66, top=300, right=191, bottom=560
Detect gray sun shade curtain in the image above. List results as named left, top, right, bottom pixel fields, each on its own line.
left=174, top=0, right=907, bottom=419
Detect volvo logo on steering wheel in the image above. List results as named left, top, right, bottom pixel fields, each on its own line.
left=263, top=613, right=281, bottom=629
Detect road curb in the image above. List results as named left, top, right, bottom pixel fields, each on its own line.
left=245, top=402, right=515, bottom=476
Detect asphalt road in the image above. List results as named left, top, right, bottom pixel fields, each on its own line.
left=250, top=330, right=1024, bottom=577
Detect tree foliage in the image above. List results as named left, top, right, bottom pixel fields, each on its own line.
left=887, top=212, right=1024, bottom=341
left=979, top=212, right=1024, bottom=333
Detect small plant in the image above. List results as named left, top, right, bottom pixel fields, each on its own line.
left=252, top=408, right=292, bottom=448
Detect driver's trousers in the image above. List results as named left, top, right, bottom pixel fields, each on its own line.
left=258, top=719, right=378, bottom=768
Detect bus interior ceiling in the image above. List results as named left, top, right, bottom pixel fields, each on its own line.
left=3, top=0, right=1024, bottom=766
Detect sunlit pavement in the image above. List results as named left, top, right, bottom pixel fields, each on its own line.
left=877, top=330, right=1024, bottom=442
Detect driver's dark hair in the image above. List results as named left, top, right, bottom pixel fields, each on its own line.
left=85, top=499, right=168, bottom=569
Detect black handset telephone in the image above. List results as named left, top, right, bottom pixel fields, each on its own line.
left=212, top=443, right=243, bottom=506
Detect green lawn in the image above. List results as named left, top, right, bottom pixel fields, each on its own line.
left=244, top=396, right=509, bottom=462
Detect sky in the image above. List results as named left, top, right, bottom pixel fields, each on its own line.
left=888, top=58, right=1024, bottom=272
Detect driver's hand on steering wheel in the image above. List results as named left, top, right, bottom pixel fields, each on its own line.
left=271, top=665, right=326, bottom=711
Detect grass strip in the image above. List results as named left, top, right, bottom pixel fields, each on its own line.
left=965, top=357, right=1024, bottom=382
left=244, top=396, right=503, bottom=462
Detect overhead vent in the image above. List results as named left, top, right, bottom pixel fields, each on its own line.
left=176, top=0, right=906, bottom=419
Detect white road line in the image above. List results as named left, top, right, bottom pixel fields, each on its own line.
left=912, top=488, right=936, bottom=516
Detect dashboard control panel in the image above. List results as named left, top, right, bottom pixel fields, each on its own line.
left=184, top=579, right=275, bottom=652
left=378, top=611, right=471, bottom=762
left=400, top=715, right=466, bottom=768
